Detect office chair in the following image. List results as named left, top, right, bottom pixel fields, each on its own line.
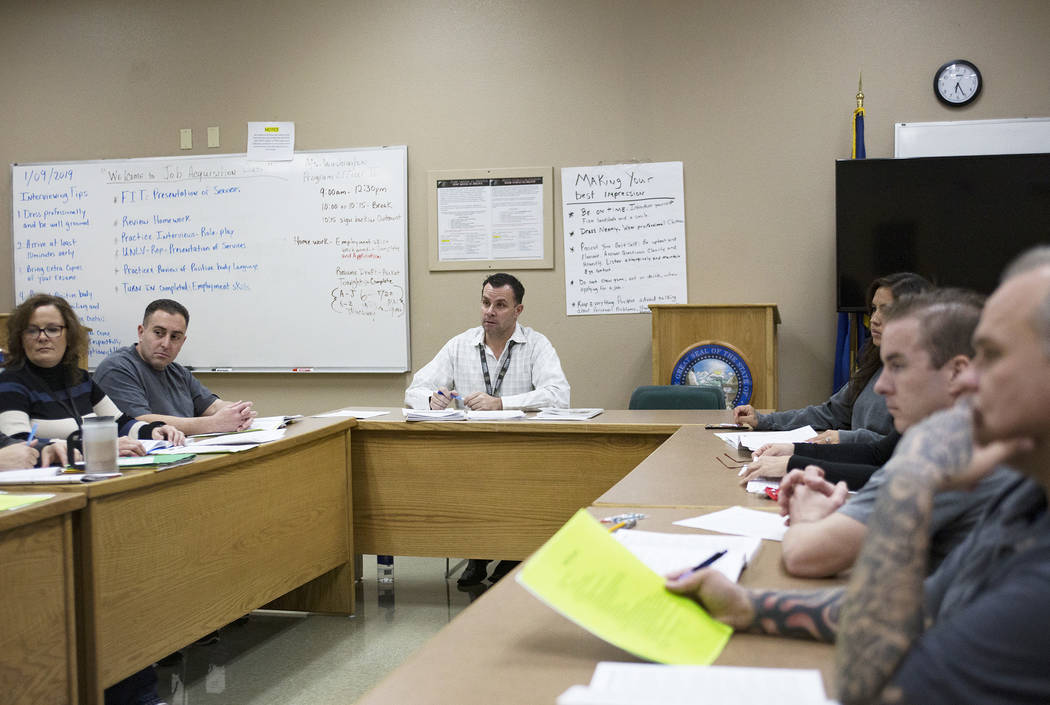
left=628, top=384, right=727, bottom=410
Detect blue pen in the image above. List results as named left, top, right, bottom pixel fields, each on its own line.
left=689, top=549, right=727, bottom=573
left=25, top=423, right=38, bottom=444
left=436, top=390, right=462, bottom=408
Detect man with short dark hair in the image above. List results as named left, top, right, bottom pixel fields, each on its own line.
left=667, top=247, right=1050, bottom=704
left=95, top=299, right=255, bottom=434
left=405, top=273, right=570, bottom=585
left=404, top=272, right=570, bottom=411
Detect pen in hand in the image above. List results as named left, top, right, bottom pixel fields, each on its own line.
left=688, top=549, right=727, bottom=573
left=25, top=423, right=39, bottom=445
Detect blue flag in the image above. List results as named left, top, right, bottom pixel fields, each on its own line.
left=835, top=83, right=867, bottom=389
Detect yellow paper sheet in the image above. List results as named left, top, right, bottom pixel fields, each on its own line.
left=517, top=508, right=732, bottom=665
left=0, top=492, right=54, bottom=512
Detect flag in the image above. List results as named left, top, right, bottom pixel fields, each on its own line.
left=834, top=76, right=866, bottom=390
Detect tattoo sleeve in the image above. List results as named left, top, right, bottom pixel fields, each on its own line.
left=835, top=463, right=936, bottom=705
left=748, top=587, right=844, bottom=642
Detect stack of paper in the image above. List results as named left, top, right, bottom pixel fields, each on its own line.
left=312, top=409, right=389, bottom=419
left=0, top=467, right=120, bottom=484
left=402, top=408, right=467, bottom=421
left=714, top=426, right=817, bottom=453
left=535, top=408, right=603, bottom=420
left=557, top=662, right=829, bottom=705
left=674, top=506, right=788, bottom=542
left=612, top=530, right=761, bottom=583
left=517, top=509, right=732, bottom=665
left=466, top=409, right=525, bottom=420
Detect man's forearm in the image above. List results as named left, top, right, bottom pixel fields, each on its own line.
left=748, top=588, right=845, bottom=642
left=137, top=413, right=219, bottom=435
left=836, top=469, right=935, bottom=705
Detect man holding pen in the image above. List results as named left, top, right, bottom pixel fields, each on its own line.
left=404, top=272, right=570, bottom=585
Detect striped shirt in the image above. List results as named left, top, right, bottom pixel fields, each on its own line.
left=0, top=362, right=149, bottom=442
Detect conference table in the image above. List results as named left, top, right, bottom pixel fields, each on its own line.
left=350, top=409, right=727, bottom=559
left=0, top=416, right=355, bottom=705
left=0, top=491, right=83, bottom=705
left=355, top=505, right=842, bottom=705
left=353, top=414, right=843, bottom=703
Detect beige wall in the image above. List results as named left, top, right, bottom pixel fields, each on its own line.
left=2, top=0, right=1048, bottom=416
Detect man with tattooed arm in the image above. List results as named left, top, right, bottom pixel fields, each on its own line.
left=668, top=247, right=1050, bottom=705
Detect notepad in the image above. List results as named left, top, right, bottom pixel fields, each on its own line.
left=612, top=530, right=761, bottom=583
left=0, top=491, right=54, bottom=512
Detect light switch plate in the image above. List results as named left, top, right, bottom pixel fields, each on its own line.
left=207, top=126, right=220, bottom=148
left=179, top=128, right=192, bottom=149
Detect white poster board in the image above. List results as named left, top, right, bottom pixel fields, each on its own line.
left=561, top=161, right=687, bottom=316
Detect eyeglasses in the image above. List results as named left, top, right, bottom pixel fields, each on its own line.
left=24, top=325, right=66, bottom=339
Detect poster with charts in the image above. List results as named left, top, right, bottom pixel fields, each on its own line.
left=561, top=161, right=687, bottom=316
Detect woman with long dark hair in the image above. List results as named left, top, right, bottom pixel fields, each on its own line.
left=733, top=272, right=932, bottom=443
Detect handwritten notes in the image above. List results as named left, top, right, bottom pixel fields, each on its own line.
left=561, top=162, right=687, bottom=316
left=12, top=147, right=409, bottom=371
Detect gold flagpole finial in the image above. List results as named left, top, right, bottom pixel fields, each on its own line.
left=856, top=72, right=864, bottom=109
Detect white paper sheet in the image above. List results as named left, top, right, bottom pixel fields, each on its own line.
left=188, top=429, right=286, bottom=447
left=557, top=662, right=829, bottom=705
left=612, top=530, right=761, bottom=582
left=714, top=426, right=817, bottom=452
left=466, top=410, right=526, bottom=420
left=674, top=506, right=788, bottom=541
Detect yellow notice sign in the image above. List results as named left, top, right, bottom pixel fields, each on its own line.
left=517, top=508, right=732, bottom=664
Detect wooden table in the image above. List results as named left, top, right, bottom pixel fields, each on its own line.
left=1, top=491, right=84, bottom=705
left=355, top=506, right=841, bottom=705
left=351, top=409, right=734, bottom=559
left=0, top=416, right=355, bottom=705
left=595, top=424, right=769, bottom=508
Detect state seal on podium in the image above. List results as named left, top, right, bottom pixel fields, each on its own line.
left=670, top=341, right=754, bottom=408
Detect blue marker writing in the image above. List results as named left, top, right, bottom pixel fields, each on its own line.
left=25, top=423, right=39, bottom=445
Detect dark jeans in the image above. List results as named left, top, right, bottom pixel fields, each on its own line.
left=104, top=665, right=161, bottom=705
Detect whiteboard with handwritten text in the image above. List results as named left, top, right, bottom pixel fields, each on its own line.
left=561, top=161, right=687, bottom=316
left=11, top=146, right=408, bottom=371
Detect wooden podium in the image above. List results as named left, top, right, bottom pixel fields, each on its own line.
left=649, top=304, right=780, bottom=408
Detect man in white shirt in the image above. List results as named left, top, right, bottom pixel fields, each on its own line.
left=404, top=272, right=570, bottom=586
left=404, top=272, right=570, bottom=412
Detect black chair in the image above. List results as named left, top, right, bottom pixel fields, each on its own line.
left=628, top=384, right=726, bottom=410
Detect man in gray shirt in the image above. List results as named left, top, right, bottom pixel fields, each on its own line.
left=95, top=299, right=255, bottom=435
left=778, top=288, right=1016, bottom=577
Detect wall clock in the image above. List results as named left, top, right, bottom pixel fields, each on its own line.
left=934, top=59, right=982, bottom=106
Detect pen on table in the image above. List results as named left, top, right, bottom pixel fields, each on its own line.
left=25, top=423, right=38, bottom=444
left=689, top=549, right=727, bottom=573
left=608, top=521, right=627, bottom=532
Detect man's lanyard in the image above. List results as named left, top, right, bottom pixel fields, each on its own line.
left=479, top=340, right=516, bottom=397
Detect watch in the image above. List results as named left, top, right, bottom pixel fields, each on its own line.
left=934, top=59, right=982, bottom=106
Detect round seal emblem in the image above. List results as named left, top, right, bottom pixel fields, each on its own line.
left=670, top=342, right=753, bottom=408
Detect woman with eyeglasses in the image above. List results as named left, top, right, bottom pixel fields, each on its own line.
left=0, top=293, right=184, bottom=456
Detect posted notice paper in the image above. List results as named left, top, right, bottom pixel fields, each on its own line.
left=517, top=508, right=732, bottom=665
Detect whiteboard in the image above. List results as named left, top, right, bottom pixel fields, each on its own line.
left=895, top=117, right=1050, bottom=157
left=11, top=146, right=409, bottom=372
